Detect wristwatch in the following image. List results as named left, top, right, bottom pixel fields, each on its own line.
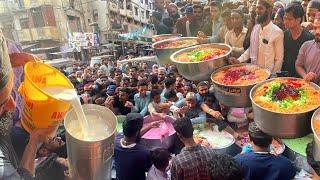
left=208, top=109, right=213, bottom=113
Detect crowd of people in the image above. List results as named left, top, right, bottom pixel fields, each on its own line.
left=0, top=0, right=320, bottom=179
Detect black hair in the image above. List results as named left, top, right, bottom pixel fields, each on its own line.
left=208, top=154, right=243, bottom=180
left=149, top=75, right=159, bottom=84
left=122, top=77, right=130, bottom=82
left=173, top=117, right=194, bottom=138
left=150, top=89, right=161, bottom=99
left=209, top=1, right=222, bottom=9
left=221, top=9, right=232, bottom=18
left=115, top=69, right=123, bottom=74
left=100, top=75, right=108, bottom=79
left=152, top=11, right=163, bottom=21
left=164, top=78, right=175, bottom=88
left=308, top=0, right=320, bottom=11
left=119, top=87, right=130, bottom=94
left=151, top=148, right=170, bottom=170
left=231, top=9, right=244, bottom=17
left=130, top=66, right=138, bottom=71
left=248, top=124, right=272, bottom=148
left=197, top=81, right=209, bottom=88
left=285, top=3, right=305, bottom=23
left=193, top=4, right=204, bottom=10
left=138, top=80, right=148, bottom=87
left=164, top=89, right=177, bottom=99
left=35, top=153, right=67, bottom=180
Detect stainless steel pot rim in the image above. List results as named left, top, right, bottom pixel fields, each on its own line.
left=211, top=63, right=271, bottom=87
left=250, top=77, right=320, bottom=115
left=152, top=37, right=198, bottom=50
left=311, top=108, right=320, bottom=141
left=152, top=34, right=182, bottom=38
left=170, top=43, right=232, bottom=64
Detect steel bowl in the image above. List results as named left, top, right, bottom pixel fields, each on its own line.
left=141, top=115, right=176, bottom=151
left=211, top=63, right=271, bottom=107
left=250, top=78, right=320, bottom=138
left=152, top=37, right=198, bottom=65
left=170, top=43, right=231, bottom=81
left=311, top=108, right=320, bottom=161
left=152, top=34, right=182, bottom=42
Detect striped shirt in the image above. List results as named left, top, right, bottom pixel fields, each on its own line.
left=170, top=144, right=216, bottom=180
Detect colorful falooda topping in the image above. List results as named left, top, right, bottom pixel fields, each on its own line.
left=253, top=78, right=320, bottom=113
left=175, top=48, right=228, bottom=62
left=212, top=65, right=270, bottom=85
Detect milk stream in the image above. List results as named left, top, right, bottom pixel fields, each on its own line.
left=41, top=86, right=100, bottom=141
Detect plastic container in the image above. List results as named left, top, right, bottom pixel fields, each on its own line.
left=18, top=61, right=73, bottom=132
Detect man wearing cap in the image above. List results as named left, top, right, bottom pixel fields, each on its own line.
left=173, top=6, right=193, bottom=37
left=114, top=113, right=161, bottom=180
left=295, top=12, right=320, bottom=85
left=0, top=30, right=57, bottom=179
left=282, top=3, right=314, bottom=78
left=170, top=92, right=206, bottom=124
left=167, top=3, right=180, bottom=24
left=158, top=67, right=167, bottom=82
left=170, top=117, right=216, bottom=180
left=229, top=0, right=284, bottom=74
left=302, top=0, right=320, bottom=30
left=234, top=122, right=295, bottom=180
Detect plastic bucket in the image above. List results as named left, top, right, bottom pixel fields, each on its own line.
left=18, top=61, right=73, bottom=132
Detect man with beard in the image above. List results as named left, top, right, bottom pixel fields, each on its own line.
left=105, top=87, right=134, bottom=115
left=229, top=0, right=284, bottom=74
left=282, top=3, right=314, bottom=78
left=173, top=6, right=193, bottom=37
left=114, top=113, right=161, bottom=180
left=166, top=3, right=180, bottom=24
left=295, top=12, right=320, bottom=85
left=0, top=30, right=57, bottom=179
left=158, top=67, right=166, bottom=82
left=189, top=5, right=204, bottom=37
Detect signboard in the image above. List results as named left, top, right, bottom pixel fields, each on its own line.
left=67, top=32, right=95, bottom=48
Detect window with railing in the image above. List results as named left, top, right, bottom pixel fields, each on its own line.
left=141, top=10, right=144, bottom=19
left=126, top=0, right=131, bottom=10
left=134, top=7, right=138, bottom=15
left=119, top=0, right=124, bottom=9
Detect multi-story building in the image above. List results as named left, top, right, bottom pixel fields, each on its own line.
left=0, top=0, right=154, bottom=59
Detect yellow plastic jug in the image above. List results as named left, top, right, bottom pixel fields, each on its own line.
left=18, top=61, right=73, bottom=132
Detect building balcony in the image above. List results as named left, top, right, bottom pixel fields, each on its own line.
left=30, top=27, right=60, bottom=41
left=17, top=29, right=33, bottom=42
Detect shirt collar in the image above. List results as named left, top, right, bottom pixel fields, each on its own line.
left=260, top=21, right=273, bottom=31
left=182, top=144, right=202, bottom=151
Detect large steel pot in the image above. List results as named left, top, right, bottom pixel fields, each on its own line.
left=311, top=108, right=320, bottom=161
left=170, top=43, right=231, bottom=81
left=250, top=78, right=320, bottom=138
left=141, top=115, right=176, bottom=151
left=152, top=37, right=198, bottom=65
left=211, top=63, right=270, bottom=107
left=152, top=34, right=182, bottom=42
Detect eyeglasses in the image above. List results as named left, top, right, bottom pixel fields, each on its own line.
left=0, top=97, right=10, bottom=109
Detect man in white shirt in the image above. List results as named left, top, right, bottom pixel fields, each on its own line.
left=229, top=0, right=284, bottom=74
left=225, top=9, right=248, bottom=58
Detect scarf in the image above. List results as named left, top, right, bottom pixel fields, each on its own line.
left=250, top=24, right=261, bottom=64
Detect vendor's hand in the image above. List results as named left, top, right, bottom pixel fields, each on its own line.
left=197, top=31, right=207, bottom=38
left=159, top=113, right=166, bottom=119
left=149, top=120, right=163, bottom=128
left=228, top=57, right=240, bottom=64
left=29, top=126, right=58, bottom=145
left=247, top=20, right=253, bottom=31
left=210, top=110, right=224, bottom=120
left=124, top=101, right=134, bottom=109
left=9, top=53, right=37, bottom=68
left=304, top=72, right=317, bottom=82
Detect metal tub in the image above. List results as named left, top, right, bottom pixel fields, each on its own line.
left=152, top=37, right=198, bottom=65
left=64, top=104, right=117, bottom=180
left=311, top=108, right=320, bottom=161
left=170, top=43, right=231, bottom=81
left=141, top=115, right=176, bottom=151
left=211, top=63, right=270, bottom=108
left=152, top=34, right=182, bottom=42
left=250, top=78, right=320, bottom=138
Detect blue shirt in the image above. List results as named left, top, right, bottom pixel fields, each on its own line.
left=234, top=152, right=295, bottom=180
left=134, top=91, right=151, bottom=116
